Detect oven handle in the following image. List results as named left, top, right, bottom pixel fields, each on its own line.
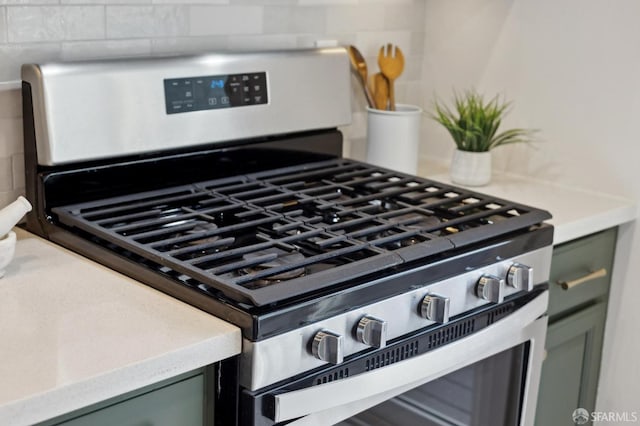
left=271, top=290, right=549, bottom=423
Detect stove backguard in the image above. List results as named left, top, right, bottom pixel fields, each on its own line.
left=21, top=47, right=351, bottom=166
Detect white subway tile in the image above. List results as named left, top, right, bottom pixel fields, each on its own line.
left=358, top=0, right=413, bottom=4
left=384, top=4, right=419, bottom=30
left=7, top=6, right=105, bottom=43
left=0, top=89, right=21, bottom=119
left=154, top=5, right=188, bottom=37
left=0, top=7, right=6, bottom=44
left=151, top=35, right=229, bottom=55
left=190, top=6, right=263, bottom=36
left=394, top=80, right=423, bottom=107
left=0, top=118, right=22, bottom=157
left=263, top=6, right=325, bottom=34
left=298, top=0, right=356, bottom=4
left=0, top=156, right=12, bottom=191
left=12, top=152, right=24, bottom=189
left=0, top=43, right=61, bottom=81
left=0, top=189, right=24, bottom=210
left=0, top=1, right=59, bottom=4
left=154, top=0, right=228, bottom=3
left=326, top=5, right=385, bottom=33
left=63, top=1, right=151, bottom=4
left=107, top=5, right=188, bottom=39
left=410, top=30, right=424, bottom=55
left=61, top=39, right=152, bottom=61
left=230, top=0, right=293, bottom=5
left=107, top=6, right=154, bottom=38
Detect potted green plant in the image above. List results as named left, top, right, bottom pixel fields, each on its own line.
left=431, top=89, right=536, bottom=186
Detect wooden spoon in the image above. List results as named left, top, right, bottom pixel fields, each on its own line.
left=347, top=45, right=375, bottom=108
left=373, top=72, right=389, bottom=110
left=377, top=44, right=404, bottom=111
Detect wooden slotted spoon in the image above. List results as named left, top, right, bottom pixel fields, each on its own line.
left=377, top=44, right=404, bottom=111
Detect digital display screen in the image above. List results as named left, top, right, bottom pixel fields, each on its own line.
left=164, top=72, right=268, bottom=114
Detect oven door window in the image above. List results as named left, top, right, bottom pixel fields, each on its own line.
left=338, top=344, right=527, bottom=426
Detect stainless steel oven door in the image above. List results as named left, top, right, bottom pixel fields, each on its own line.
left=273, top=290, right=548, bottom=426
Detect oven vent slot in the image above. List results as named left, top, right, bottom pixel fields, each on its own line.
left=315, top=368, right=350, bottom=385
left=487, top=303, right=515, bottom=325
left=427, top=319, right=475, bottom=350
left=364, top=341, right=419, bottom=372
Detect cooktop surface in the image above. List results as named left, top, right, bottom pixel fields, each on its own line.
left=51, top=159, right=551, bottom=307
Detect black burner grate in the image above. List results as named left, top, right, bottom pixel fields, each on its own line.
left=52, top=159, right=550, bottom=306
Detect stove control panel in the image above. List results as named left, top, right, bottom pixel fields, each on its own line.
left=164, top=72, right=268, bottom=114
left=305, top=260, right=539, bottom=365
left=243, top=246, right=552, bottom=390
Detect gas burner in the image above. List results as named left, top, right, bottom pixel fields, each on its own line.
left=240, top=248, right=307, bottom=287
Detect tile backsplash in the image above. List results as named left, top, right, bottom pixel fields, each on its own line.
left=0, top=0, right=426, bottom=209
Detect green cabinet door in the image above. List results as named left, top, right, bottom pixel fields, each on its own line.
left=48, top=372, right=208, bottom=426
left=535, top=301, right=607, bottom=426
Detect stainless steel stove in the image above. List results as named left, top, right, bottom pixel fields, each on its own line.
left=21, top=47, right=553, bottom=426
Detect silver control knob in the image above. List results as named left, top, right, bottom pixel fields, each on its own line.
left=476, top=274, right=505, bottom=303
left=356, top=316, right=387, bottom=348
left=420, top=294, right=450, bottom=323
left=507, top=263, right=534, bottom=292
left=311, top=330, right=344, bottom=364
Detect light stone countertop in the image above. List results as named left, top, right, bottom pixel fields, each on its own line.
left=0, top=229, right=241, bottom=426
left=423, top=170, right=638, bottom=245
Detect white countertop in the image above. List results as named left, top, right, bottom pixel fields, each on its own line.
left=0, top=229, right=241, bottom=426
left=424, top=170, right=638, bottom=245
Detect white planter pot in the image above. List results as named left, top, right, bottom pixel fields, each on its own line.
left=450, top=149, right=492, bottom=186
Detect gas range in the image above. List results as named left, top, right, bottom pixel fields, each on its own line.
left=21, top=47, right=553, bottom=425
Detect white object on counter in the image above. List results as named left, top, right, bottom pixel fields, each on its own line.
left=450, top=149, right=492, bottom=186
left=0, top=196, right=32, bottom=238
left=0, top=229, right=241, bottom=426
left=366, top=104, right=422, bottom=174
left=0, top=231, right=16, bottom=278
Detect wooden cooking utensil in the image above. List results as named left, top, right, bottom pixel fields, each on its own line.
left=377, top=44, right=405, bottom=111
left=373, top=72, right=389, bottom=110
left=347, top=45, right=375, bottom=108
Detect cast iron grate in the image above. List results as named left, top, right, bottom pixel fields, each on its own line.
left=52, top=159, right=551, bottom=306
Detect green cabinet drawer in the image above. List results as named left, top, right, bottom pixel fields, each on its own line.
left=52, top=374, right=205, bottom=426
left=547, top=227, right=617, bottom=318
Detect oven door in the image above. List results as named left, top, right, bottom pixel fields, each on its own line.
left=246, top=289, right=547, bottom=426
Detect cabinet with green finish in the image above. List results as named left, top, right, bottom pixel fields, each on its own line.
left=535, top=227, right=617, bottom=426
left=39, top=367, right=215, bottom=426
